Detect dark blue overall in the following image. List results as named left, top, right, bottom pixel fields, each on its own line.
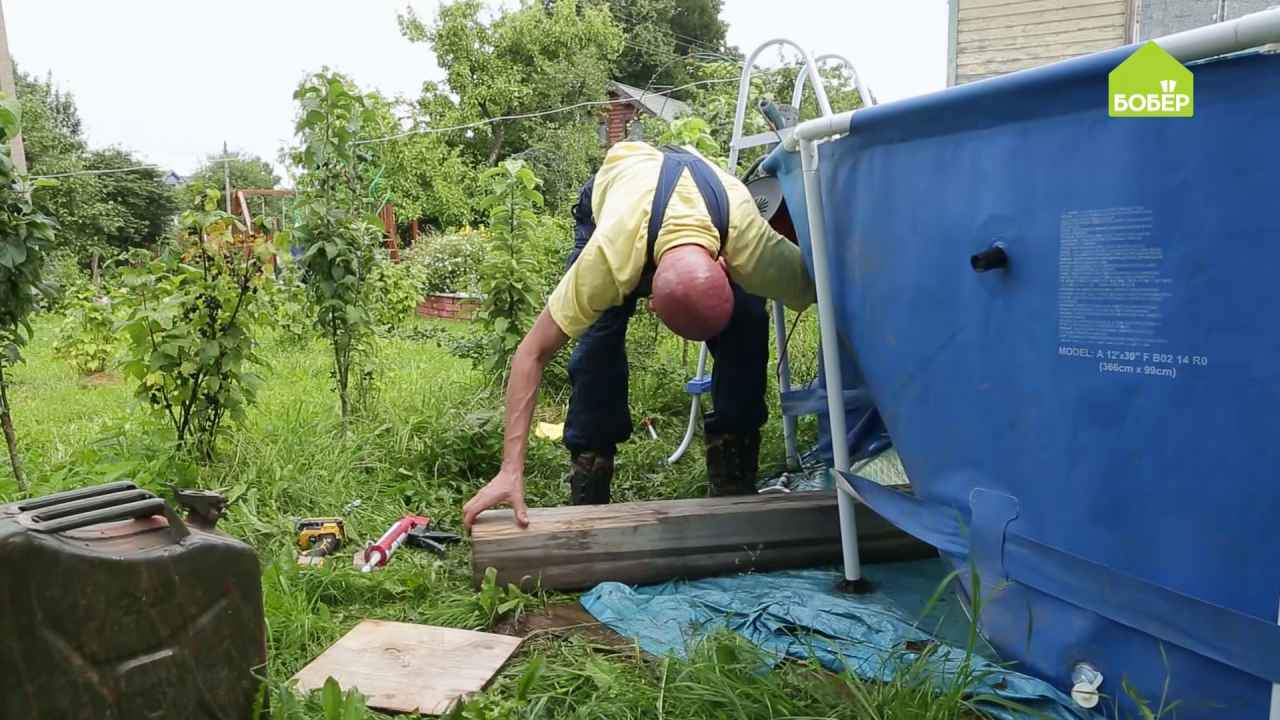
left=563, top=148, right=769, bottom=456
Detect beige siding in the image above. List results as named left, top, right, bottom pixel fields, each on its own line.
left=952, top=0, right=1129, bottom=85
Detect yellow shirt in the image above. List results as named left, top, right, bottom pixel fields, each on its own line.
left=546, top=142, right=816, bottom=338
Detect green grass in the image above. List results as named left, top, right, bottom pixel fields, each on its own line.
left=0, top=309, right=999, bottom=720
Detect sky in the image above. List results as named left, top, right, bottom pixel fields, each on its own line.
left=5, top=0, right=948, bottom=178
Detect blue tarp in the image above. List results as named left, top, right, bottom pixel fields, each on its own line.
left=581, top=561, right=1092, bottom=719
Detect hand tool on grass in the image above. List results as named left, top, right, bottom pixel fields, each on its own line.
left=355, top=515, right=429, bottom=572
left=405, top=521, right=461, bottom=556
left=296, top=517, right=347, bottom=566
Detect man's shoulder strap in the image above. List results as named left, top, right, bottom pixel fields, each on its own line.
left=645, top=147, right=731, bottom=270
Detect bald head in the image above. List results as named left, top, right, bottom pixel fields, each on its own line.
left=650, top=245, right=734, bottom=341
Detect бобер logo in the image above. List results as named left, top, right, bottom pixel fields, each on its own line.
left=1109, top=41, right=1194, bottom=117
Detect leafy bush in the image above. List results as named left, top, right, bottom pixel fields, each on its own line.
left=366, top=251, right=423, bottom=330
left=117, top=190, right=268, bottom=460
left=659, top=116, right=721, bottom=159
left=406, top=229, right=485, bottom=296
left=527, top=216, right=570, bottom=302
left=53, top=292, right=118, bottom=374
left=38, top=250, right=90, bottom=312
left=476, top=160, right=544, bottom=383
left=259, top=262, right=313, bottom=345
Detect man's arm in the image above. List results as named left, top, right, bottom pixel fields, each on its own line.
left=723, top=213, right=817, bottom=310
left=462, top=308, right=569, bottom=530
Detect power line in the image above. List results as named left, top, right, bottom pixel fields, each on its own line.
left=352, top=76, right=747, bottom=147
left=606, top=7, right=738, bottom=63
left=32, top=164, right=162, bottom=180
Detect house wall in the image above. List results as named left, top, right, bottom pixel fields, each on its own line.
left=949, top=0, right=1131, bottom=85
left=1136, top=0, right=1275, bottom=40
left=948, top=0, right=1276, bottom=86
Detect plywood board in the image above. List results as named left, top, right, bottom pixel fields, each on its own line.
left=471, top=491, right=936, bottom=591
left=291, top=620, right=522, bottom=715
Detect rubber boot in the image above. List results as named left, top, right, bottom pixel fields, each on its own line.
left=569, top=450, right=614, bottom=505
left=705, top=430, right=762, bottom=497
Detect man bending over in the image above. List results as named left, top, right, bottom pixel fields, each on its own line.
left=462, top=142, right=814, bottom=529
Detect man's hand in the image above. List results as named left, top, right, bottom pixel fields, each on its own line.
left=462, top=469, right=530, bottom=530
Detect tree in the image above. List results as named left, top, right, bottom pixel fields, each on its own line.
left=17, top=71, right=178, bottom=260
left=399, top=0, right=622, bottom=174
left=477, top=160, right=543, bottom=384
left=0, top=95, right=58, bottom=491
left=290, top=71, right=383, bottom=424
left=84, top=148, right=179, bottom=249
left=184, top=151, right=285, bottom=224
left=605, top=0, right=731, bottom=90
left=185, top=151, right=280, bottom=196
left=360, top=93, right=477, bottom=231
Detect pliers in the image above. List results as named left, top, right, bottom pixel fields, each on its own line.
left=406, top=522, right=462, bottom=556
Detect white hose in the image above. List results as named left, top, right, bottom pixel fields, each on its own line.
left=667, top=343, right=710, bottom=465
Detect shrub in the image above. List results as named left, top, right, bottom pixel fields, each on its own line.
left=406, top=229, right=485, bottom=296
left=260, top=262, right=313, bottom=345
left=53, top=292, right=118, bottom=375
left=527, top=216, right=570, bottom=302
left=117, top=189, right=268, bottom=460
left=38, top=251, right=90, bottom=312
left=366, top=251, right=423, bottom=330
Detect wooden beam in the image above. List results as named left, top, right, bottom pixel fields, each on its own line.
left=471, top=491, right=935, bottom=591
left=380, top=203, right=400, bottom=262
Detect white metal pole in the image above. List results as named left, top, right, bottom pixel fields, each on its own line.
left=799, top=135, right=861, bottom=583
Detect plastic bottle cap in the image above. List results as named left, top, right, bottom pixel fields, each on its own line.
left=1071, top=682, right=1100, bottom=709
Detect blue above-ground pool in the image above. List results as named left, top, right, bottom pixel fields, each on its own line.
left=765, top=40, right=1280, bottom=719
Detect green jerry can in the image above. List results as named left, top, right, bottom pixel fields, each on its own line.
left=0, top=481, right=266, bottom=719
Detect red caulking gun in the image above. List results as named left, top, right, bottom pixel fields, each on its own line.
left=355, top=515, right=430, bottom=573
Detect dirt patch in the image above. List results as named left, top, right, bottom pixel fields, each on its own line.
left=494, top=603, right=629, bottom=647
left=79, top=371, right=118, bottom=387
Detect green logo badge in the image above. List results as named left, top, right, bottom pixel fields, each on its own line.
left=1109, top=41, right=1194, bottom=117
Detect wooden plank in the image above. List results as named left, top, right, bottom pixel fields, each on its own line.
left=959, top=3, right=1124, bottom=31
left=957, top=56, right=1062, bottom=81
left=956, top=36, right=1120, bottom=70
left=960, top=0, right=1122, bottom=22
left=471, top=491, right=936, bottom=591
left=959, top=25, right=1124, bottom=54
left=292, top=620, right=522, bottom=716
left=958, top=13, right=1124, bottom=43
